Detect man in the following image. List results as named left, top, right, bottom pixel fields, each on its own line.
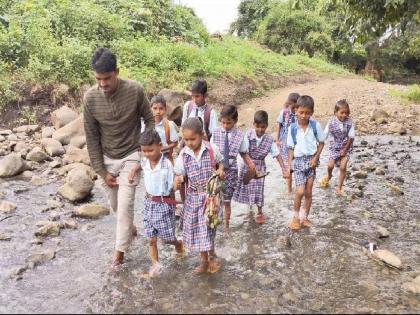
left=83, top=47, right=154, bottom=267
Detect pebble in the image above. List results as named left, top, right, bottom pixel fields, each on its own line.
left=0, top=233, right=11, bottom=241
left=31, top=237, right=44, bottom=245
left=240, top=293, right=250, bottom=300
left=30, top=175, right=47, bottom=186
left=377, top=226, right=390, bottom=238
left=353, top=171, right=368, bottom=179
left=283, top=291, right=298, bottom=303
left=374, top=168, right=385, bottom=175
left=0, top=201, right=17, bottom=213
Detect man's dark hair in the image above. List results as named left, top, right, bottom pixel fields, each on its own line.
left=254, top=110, right=268, bottom=125
left=150, top=95, right=167, bottom=108
left=297, top=95, right=315, bottom=112
left=220, top=104, right=238, bottom=121
left=191, top=79, right=207, bottom=95
left=91, top=47, right=117, bottom=73
left=139, top=129, right=162, bottom=146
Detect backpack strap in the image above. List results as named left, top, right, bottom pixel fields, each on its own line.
left=163, top=118, right=174, bottom=163
left=309, top=119, right=319, bottom=142
left=291, top=123, right=298, bottom=146
left=204, top=141, right=216, bottom=169
left=203, top=105, right=212, bottom=139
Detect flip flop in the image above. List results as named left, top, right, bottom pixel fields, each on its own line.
left=243, top=168, right=257, bottom=185
left=255, top=214, right=266, bottom=224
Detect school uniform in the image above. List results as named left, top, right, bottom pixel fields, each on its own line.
left=142, top=155, right=177, bottom=241
left=233, top=130, right=279, bottom=207
left=154, top=119, right=179, bottom=147
left=174, top=142, right=223, bottom=252
left=287, top=120, right=326, bottom=187
left=324, top=117, right=354, bottom=166
left=181, top=101, right=218, bottom=137
left=276, top=108, right=296, bottom=172
left=211, top=127, right=248, bottom=201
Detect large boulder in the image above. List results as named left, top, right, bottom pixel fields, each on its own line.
left=52, top=115, right=84, bottom=145
left=388, top=122, right=407, bottom=135
left=41, top=138, right=65, bottom=156
left=0, top=153, right=28, bottom=177
left=73, top=204, right=110, bottom=219
left=63, top=145, right=90, bottom=165
left=58, top=167, right=94, bottom=202
left=50, top=105, right=78, bottom=130
left=26, top=146, right=49, bottom=162
left=157, top=88, right=189, bottom=126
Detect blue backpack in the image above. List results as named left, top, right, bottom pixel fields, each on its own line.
left=290, top=119, right=319, bottom=146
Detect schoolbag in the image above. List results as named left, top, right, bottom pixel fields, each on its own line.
left=187, top=101, right=212, bottom=139
left=290, top=119, right=319, bottom=146
left=163, top=118, right=174, bottom=164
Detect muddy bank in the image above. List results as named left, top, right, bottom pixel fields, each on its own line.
left=0, top=135, right=419, bottom=313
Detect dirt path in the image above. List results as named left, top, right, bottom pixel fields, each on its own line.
left=237, top=76, right=420, bottom=135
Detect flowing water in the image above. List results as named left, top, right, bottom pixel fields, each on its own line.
left=0, top=135, right=419, bottom=313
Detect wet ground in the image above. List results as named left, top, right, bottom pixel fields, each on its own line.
left=0, top=135, right=419, bottom=313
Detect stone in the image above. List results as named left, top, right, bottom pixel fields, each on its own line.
left=13, top=142, right=30, bottom=153
left=58, top=167, right=94, bottom=202
left=34, top=222, right=61, bottom=237
left=0, top=153, right=28, bottom=177
left=157, top=88, right=189, bottom=126
left=370, top=109, right=389, bottom=123
left=50, top=105, right=79, bottom=130
left=41, top=126, right=55, bottom=138
left=26, top=147, right=49, bottom=162
left=361, top=162, right=376, bottom=172
left=0, top=129, right=12, bottom=136
left=0, top=201, right=17, bottom=213
left=69, top=136, right=86, bottom=149
left=353, top=171, right=368, bottom=179
left=283, top=291, right=298, bottom=303
left=81, top=223, right=95, bottom=232
left=48, top=211, right=60, bottom=221
left=73, top=204, right=109, bottom=218
left=0, top=191, right=4, bottom=199
left=58, top=163, right=96, bottom=179
left=62, top=218, right=78, bottom=230
left=41, top=138, right=65, bottom=156
left=372, top=249, right=402, bottom=269
left=388, top=122, right=407, bottom=135
left=401, top=276, right=420, bottom=294
left=240, top=293, right=250, bottom=300
left=7, top=134, right=18, bottom=141
left=30, top=175, right=47, bottom=186
left=360, top=140, right=368, bottom=146
left=52, top=115, right=84, bottom=145
left=49, top=160, right=62, bottom=168
left=377, top=226, right=390, bottom=238
left=16, top=132, right=28, bottom=140
left=26, top=249, right=56, bottom=267
left=0, top=135, right=5, bottom=142
left=375, top=168, right=385, bottom=176
left=9, top=265, right=27, bottom=277
left=0, top=233, right=11, bottom=241
left=31, top=237, right=43, bottom=245
left=360, top=281, right=379, bottom=297
left=21, top=170, right=34, bottom=178
left=386, top=183, right=403, bottom=195
left=14, top=125, right=40, bottom=134
left=62, top=145, right=90, bottom=165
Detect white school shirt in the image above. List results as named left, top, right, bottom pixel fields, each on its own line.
left=255, top=134, right=280, bottom=158
left=276, top=109, right=286, bottom=124
left=141, top=155, right=174, bottom=196
left=174, top=142, right=223, bottom=176
left=155, top=119, right=179, bottom=146
left=181, top=101, right=218, bottom=136
left=287, top=121, right=326, bottom=157
left=324, top=119, right=355, bottom=140
left=210, top=128, right=249, bottom=154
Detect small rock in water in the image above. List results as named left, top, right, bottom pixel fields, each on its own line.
left=26, top=147, right=49, bottom=163
left=0, top=233, right=11, bottom=241
left=353, top=171, right=368, bottom=179
left=62, top=218, right=78, bottom=230
left=374, top=168, right=385, bottom=176
left=48, top=211, right=60, bottom=221
left=0, top=129, right=12, bottom=136
left=35, top=222, right=61, bottom=237
left=31, top=237, right=43, bottom=245
left=377, top=226, right=390, bottom=238
left=22, top=170, right=34, bottom=178
left=0, top=200, right=17, bottom=213
left=240, top=293, right=250, bottom=300
left=26, top=249, right=56, bottom=268
left=73, top=204, right=110, bottom=219
left=49, top=160, right=62, bottom=168
left=386, top=183, right=403, bottom=195
left=30, top=175, right=47, bottom=186
left=362, top=162, right=376, bottom=172
left=401, top=276, right=420, bottom=294
left=361, top=140, right=368, bottom=146
left=371, top=249, right=402, bottom=269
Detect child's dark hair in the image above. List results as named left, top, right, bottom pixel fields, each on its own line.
left=91, top=47, right=117, bottom=73
left=286, top=93, right=300, bottom=106
left=191, top=79, right=207, bottom=95
left=182, top=117, right=204, bottom=135
left=220, top=105, right=238, bottom=121
left=254, top=110, right=268, bottom=125
left=334, top=99, right=350, bottom=114
left=139, top=129, right=162, bottom=146
left=297, top=95, right=314, bottom=112
left=150, top=95, right=167, bottom=108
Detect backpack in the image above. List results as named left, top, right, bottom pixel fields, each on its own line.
left=290, top=119, right=319, bottom=146
left=163, top=118, right=174, bottom=164
left=187, top=101, right=212, bottom=139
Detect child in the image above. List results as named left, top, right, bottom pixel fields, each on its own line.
left=286, top=95, right=326, bottom=230
left=276, top=93, right=300, bottom=193
left=174, top=117, right=225, bottom=274
left=181, top=79, right=218, bottom=141
left=210, top=105, right=253, bottom=232
left=128, top=130, right=184, bottom=277
left=234, top=110, right=284, bottom=224
left=319, top=99, right=355, bottom=195
left=150, top=95, right=179, bottom=164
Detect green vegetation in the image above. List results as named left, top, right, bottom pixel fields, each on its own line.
left=390, top=85, right=420, bottom=103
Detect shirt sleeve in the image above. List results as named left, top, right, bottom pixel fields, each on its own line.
left=138, top=86, right=154, bottom=131
left=316, top=121, right=327, bottom=143
left=276, top=110, right=284, bottom=124
left=287, top=126, right=294, bottom=149
left=239, top=135, right=249, bottom=153
left=270, top=141, right=280, bottom=158
left=174, top=153, right=185, bottom=176
left=169, top=121, right=179, bottom=142
left=324, top=120, right=330, bottom=140
left=209, top=109, right=219, bottom=135
left=348, top=122, right=355, bottom=138
left=211, top=143, right=224, bottom=163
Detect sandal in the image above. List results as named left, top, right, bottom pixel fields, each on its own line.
left=288, top=217, right=301, bottom=231
left=319, top=175, right=330, bottom=188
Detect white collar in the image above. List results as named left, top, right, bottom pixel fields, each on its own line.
left=143, top=154, right=164, bottom=171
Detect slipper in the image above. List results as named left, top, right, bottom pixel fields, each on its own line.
left=288, top=217, right=301, bottom=231
left=243, top=168, right=257, bottom=184
left=255, top=214, right=266, bottom=224
left=255, top=171, right=270, bottom=179
left=319, top=175, right=330, bottom=188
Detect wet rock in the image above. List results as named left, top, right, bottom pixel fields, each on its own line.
left=26, top=249, right=56, bottom=268
left=401, top=276, right=420, bottom=294
left=0, top=201, right=17, bottom=213
left=353, top=171, right=368, bottom=179
left=361, top=162, right=376, bottom=172
left=0, top=233, right=11, bottom=241
left=26, top=147, right=49, bottom=163
left=360, top=281, right=379, bottom=297
left=21, top=170, right=34, bottom=178
left=30, top=175, right=47, bottom=186
left=52, top=115, right=84, bottom=145
left=0, top=129, right=12, bottom=136
left=14, top=124, right=40, bottom=134
left=0, top=135, right=5, bottom=142
left=58, top=167, right=94, bottom=202
left=13, top=142, right=30, bottom=153
left=377, top=226, right=390, bottom=238
left=370, top=109, right=389, bottom=124
left=7, top=134, right=18, bottom=141
left=393, top=176, right=404, bottom=184
left=35, top=221, right=61, bottom=237
left=48, top=211, right=60, bottom=221
left=371, top=249, right=402, bottom=269
left=51, top=106, right=79, bottom=130
left=41, top=138, right=65, bottom=156
left=9, top=265, right=28, bottom=277
left=69, top=136, right=86, bottom=149
left=49, top=160, right=62, bottom=168
left=386, top=183, right=403, bottom=195
left=16, top=132, right=28, bottom=140
left=240, top=293, right=250, bottom=300
left=62, top=218, right=78, bottom=230
left=388, top=122, right=407, bottom=135
left=0, top=192, right=4, bottom=200
left=58, top=163, right=96, bottom=179
left=374, top=168, right=386, bottom=175
left=41, top=126, right=55, bottom=138
left=361, top=140, right=368, bottom=146
left=73, top=204, right=109, bottom=219
left=62, top=146, right=90, bottom=165
left=31, top=237, right=43, bottom=245
left=0, top=153, right=28, bottom=177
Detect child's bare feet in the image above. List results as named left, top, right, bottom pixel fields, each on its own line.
left=288, top=217, right=301, bottom=231
left=140, top=262, right=163, bottom=279
left=335, top=187, right=345, bottom=196
left=255, top=213, right=266, bottom=224
left=131, top=224, right=137, bottom=241
left=207, top=259, right=222, bottom=274
left=194, top=262, right=209, bottom=274
left=109, top=251, right=124, bottom=271
left=173, top=241, right=185, bottom=260
left=301, top=218, right=312, bottom=228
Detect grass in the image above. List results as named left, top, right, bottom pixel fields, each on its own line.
left=389, top=84, right=420, bottom=103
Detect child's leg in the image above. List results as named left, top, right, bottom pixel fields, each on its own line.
left=287, top=176, right=293, bottom=194
left=302, top=176, right=315, bottom=227
left=327, top=160, right=335, bottom=180
left=336, top=157, right=349, bottom=193
left=148, top=237, right=159, bottom=265
left=224, top=201, right=232, bottom=231
left=255, top=205, right=266, bottom=224
left=288, top=185, right=304, bottom=230
left=195, top=251, right=210, bottom=273
left=165, top=239, right=184, bottom=255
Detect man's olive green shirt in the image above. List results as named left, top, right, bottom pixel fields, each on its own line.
left=83, top=78, right=154, bottom=178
